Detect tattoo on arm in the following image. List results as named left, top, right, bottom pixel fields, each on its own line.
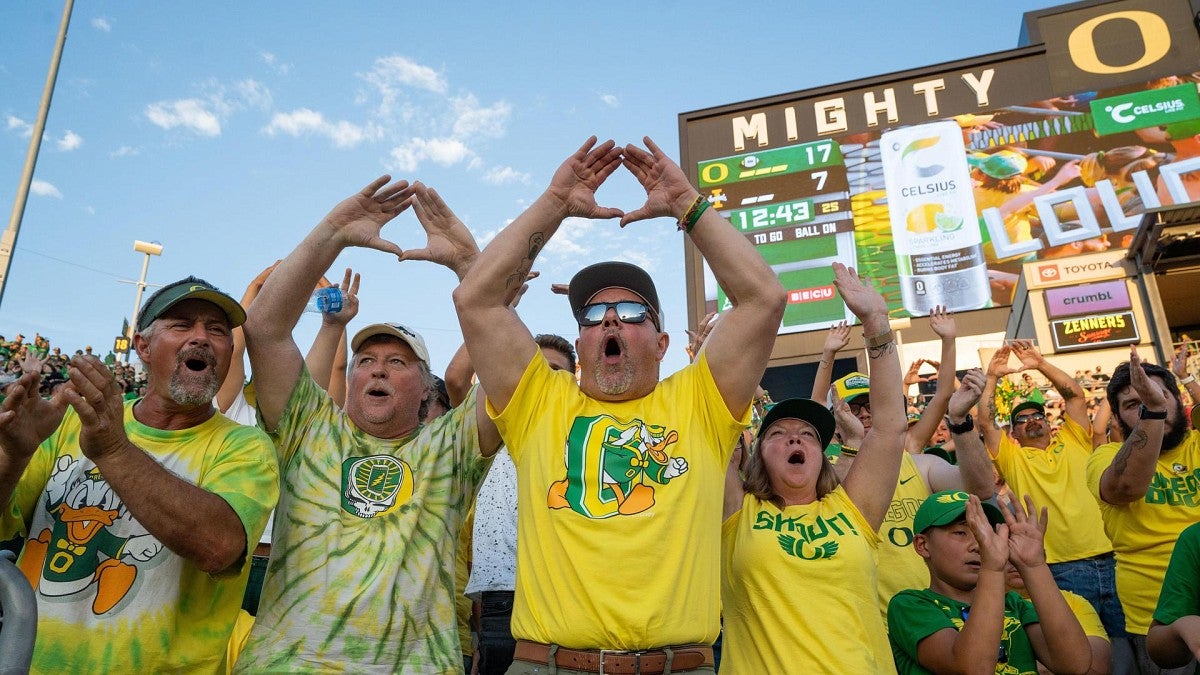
left=867, top=341, right=896, bottom=359
left=504, top=232, right=547, bottom=290
left=986, top=397, right=998, bottom=426
left=1110, top=428, right=1148, bottom=476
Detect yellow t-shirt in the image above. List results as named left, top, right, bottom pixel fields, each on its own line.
left=490, top=351, right=744, bottom=649
left=1062, top=590, right=1108, bottom=642
left=876, top=453, right=931, bottom=619
left=721, top=488, right=896, bottom=674
left=995, top=415, right=1112, bottom=563
left=1086, top=429, right=1200, bottom=634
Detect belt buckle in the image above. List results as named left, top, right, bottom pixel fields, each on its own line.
left=598, top=649, right=637, bottom=675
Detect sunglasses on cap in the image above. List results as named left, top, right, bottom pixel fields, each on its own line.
left=575, top=301, right=660, bottom=330
left=1014, top=412, right=1046, bottom=424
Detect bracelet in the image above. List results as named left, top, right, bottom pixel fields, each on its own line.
left=865, top=329, right=896, bottom=350
left=839, top=445, right=858, bottom=457
left=945, top=414, right=974, bottom=435
left=677, top=195, right=710, bottom=233
left=1180, top=374, right=1196, bottom=385
left=1139, top=405, right=1168, bottom=420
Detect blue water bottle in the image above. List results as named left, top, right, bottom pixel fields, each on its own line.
left=305, top=287, right=343, bottom=314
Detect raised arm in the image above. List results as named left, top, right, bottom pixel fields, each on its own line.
left=1099, top=348, right=1170, bottom=505
left=907, top=306, right=957, bottom=453
left=1011, top=339, right=1087, bottom=427
left=454, top=137, right=624, bottom=413
left=304, top=269, right=359, bottom=407
left=1171, top=343, right=1200, bottom=410
left=922, top=369, right=996, bottom=500
left=811, top=321, right=850, bottom=401
left=0, top=371, right=66, bottom=508
left=1007, top=495, right=1092, bottom=675
left=216, top=262, right=278, bottom=412
left=980, top=346, right=1016, bottom=456
left=835, top=264, right=904, bottom=530
left=243, top=176, right=414, bottom=430
left=1091, top=397, right=1113, bottom=449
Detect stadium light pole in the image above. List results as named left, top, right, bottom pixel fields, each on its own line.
left=125, top=240, right=163, bottom=363
left=0, top=0, right=75, bottom=309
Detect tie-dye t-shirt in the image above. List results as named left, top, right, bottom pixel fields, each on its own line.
left=0, top=401, right=278, bottom=674
left=235, top=369, right=489, bottom=674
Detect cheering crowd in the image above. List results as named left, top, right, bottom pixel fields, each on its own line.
left=0, top=137, right=1198, bottom=675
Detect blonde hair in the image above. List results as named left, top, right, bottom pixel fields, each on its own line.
left=1079, top=146, right=1163, bottom=187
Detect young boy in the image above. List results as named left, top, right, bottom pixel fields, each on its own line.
left=888, top=490, right=1091, bottom=674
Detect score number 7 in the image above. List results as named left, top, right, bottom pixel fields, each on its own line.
left=811, top=170, right=828, bottom=191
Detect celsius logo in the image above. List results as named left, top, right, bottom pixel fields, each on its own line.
left=896, top=136, right=944, bottom=178
left=1038, top=265, right=1059, bottom=281
left=1106, top=99, right=1185, bottom=124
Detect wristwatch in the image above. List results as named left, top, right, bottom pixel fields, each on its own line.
left=945, top=414, right=974, bottom=434
left=1139, top=405, right=1167, bottom=420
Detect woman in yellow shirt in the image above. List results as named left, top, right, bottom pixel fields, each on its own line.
left=721, top=263, right=906, bottom=673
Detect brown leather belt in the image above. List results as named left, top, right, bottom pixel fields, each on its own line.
left=514, top=640, right=713, bottom=674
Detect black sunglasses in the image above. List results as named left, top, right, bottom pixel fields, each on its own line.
left=576, top=301, right=659, bottom=330
left=1014, top=412, right=1046, bottom=424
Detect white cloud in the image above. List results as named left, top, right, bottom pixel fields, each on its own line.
left=543, top=217, right=597, bottom=258
left=145, top=98, right=222, bottom=136
left=56, top=130, right=82, bottom=151
left=30, top=180, right=62, bottom=198
left=388, top=137, right=473, bottom=171
left=600, top=93, right=619, bottom=108
left=483, top=166, right=531, bottom=185
left=368, top=55, right=447, bottom=94
left=260, top=51, right=291, bottom=75
left=110, top=145, right=140, bottom=158
left=237, top=79, right=273, bottom=111
left=451, top=95, right=510, bottom=138
left=86, top=206, right=96, bottom=215
left=6, top=115, right=32, bottom=137
left=263, top=108, right=380, bottom=149
left=91, top=17, right=111, bottom=32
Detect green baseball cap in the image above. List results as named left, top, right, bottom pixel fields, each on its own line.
left=833, top=372, right=870, bottom=404
left=1009, top=400, right=1045, bottom=425
left=913, top=490, right=1004, bottom=534
left=969, top=150, right=1028, bottom=179
left=137, top=277, right=246, bottom=331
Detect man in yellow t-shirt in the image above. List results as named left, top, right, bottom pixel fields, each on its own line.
left=454, top=137, right=785, bottom=674
left=980, top=341, right=1123, bottom=648
left=0, top=278, right=278, bottom=673
left=1087, top=351, right=1200, bottom=674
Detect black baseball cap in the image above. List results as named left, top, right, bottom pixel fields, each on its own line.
left=137, top=277, right=246, bottom=331
left=759, top=398, right=837, bottom=450
left=568, top=262, right=663, bottom=327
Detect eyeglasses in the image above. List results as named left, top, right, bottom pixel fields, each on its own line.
left=575, top=301, right=659, bottom=330
left=849, top=401, right=872, bottom=414
left=1013, top=412, right=1046, bottom=424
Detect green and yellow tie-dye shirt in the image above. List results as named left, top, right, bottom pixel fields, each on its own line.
left=0, top=400, right=278, bottom=674
left=236, top=369, right=489, bottom=674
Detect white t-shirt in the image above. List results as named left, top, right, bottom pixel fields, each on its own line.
left=464, top=446, right=517, bottom=600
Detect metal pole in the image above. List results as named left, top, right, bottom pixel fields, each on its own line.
left=0, top=0, right=75, bottom=309
left=123, top=254, right=151, bottom=364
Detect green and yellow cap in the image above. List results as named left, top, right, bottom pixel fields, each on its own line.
left=136, top=277, right=245, bottom=331
left=913, top=490, right=1004, bottom=534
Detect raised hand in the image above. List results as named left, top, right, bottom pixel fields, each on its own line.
left=61, top=356, right=129, bottom=461
left=621, top=136, right=697, bottom=227
left=404, top=184, right=483, bottom=278
left=320, top=175, right=415, bottom=257
left=322, top=268, right=361, bottom=328
left=545, top=136, right=625, bottom=221
left=823, top=320, right=851, bottom=354
left=905, top=360, right=926, bottom=388
left=986, top=346, right=1016, bottom=378
left=1010, top=339, right=1045, bottom=371
left=928, top=305, right=956, bottom=339
left=830, top=384, right=865, bottom=448
left=831, top=263, right=887, bottom=323
left=0, top=371, right=67, bottom=459
left=949, top=368, right=986, bottom=419
left=1129, top=346, right=1169, bottom=411
left=1003, top=494, right=1049, bottom=571
left=1172, top=342, right=1191, bottom=379
left=686, top=311, right=718, bottom=362
left=966, top=495, right=1009, bottom=572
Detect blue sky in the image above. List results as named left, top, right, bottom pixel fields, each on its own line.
left=1, top=1, right=1066, bottom=376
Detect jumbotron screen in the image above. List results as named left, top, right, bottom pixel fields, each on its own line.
left=680, top=0, right=1200, bottom=334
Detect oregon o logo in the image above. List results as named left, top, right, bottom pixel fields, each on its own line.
left=1067, top=11, right=1171, bottom=75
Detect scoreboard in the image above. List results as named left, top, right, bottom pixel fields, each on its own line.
left=679, top=0, right=1200, bottom=337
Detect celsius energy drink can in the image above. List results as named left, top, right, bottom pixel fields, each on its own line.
left=880, top=121, right=990, bottom=315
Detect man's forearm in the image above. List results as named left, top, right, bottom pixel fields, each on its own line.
left=95, top=442, right=254, bottom=574
left=244, top=222, right=343, bottom=343
left=979, top=375, right=1003, bottom=452
left=457, top=193, right=565, bottom=311
left=952, top=426, right=997, bottom=499
left=686, top=200, right=780, bottom=312
left=1100, top=420, right=1164, bottom=504
left=305, top=320, right=346, bottom=393
left=1036, top=356, right=1084, bottom=401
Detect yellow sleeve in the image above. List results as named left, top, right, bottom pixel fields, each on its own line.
left=1086, top=442, right=1120, bottom=503
left=1062, top=590, right=1108, bottom=641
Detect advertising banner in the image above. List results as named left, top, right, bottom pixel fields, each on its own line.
left=1051, top=310, right=1139, bottom=351
left=1043, top=279, right=1131, bottom=318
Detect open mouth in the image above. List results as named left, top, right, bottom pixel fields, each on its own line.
left=367, top=386, right=390, bottom=398
left=185, top=358, right=208, bottom=372
left=604, top=336, right=621, bottom=358
left=178, top=348, right=215, bottom=373
left=788, top=450, right=805, bottom=465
